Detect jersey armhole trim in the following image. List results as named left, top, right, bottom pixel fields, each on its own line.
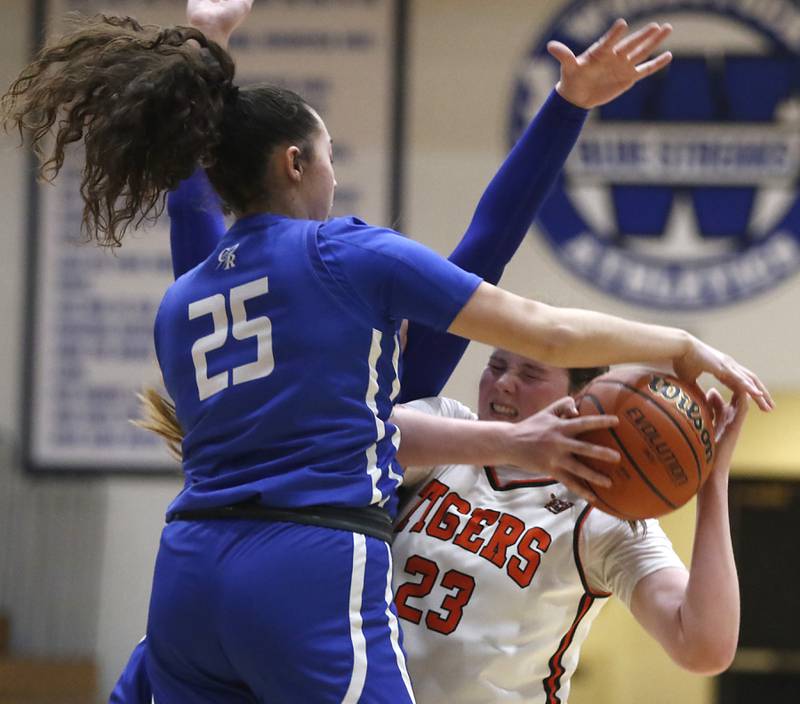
left=573, top=505, right=612, bottom=599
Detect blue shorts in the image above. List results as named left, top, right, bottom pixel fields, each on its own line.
left=145, top=519, right=415, bottom=703
left=109, top=639, right=150, bottom=704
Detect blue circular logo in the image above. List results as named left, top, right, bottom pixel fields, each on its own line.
left=510, top=0, right=800, bottom=309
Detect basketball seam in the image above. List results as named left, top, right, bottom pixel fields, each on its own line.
left=581, top=479, right=638, bottom=521
left=584, top=393, right=678, bottom=512
left=595, top=379, right=705, bottom=492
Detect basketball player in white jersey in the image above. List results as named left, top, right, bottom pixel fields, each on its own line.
left=390, top=349, right=746, bottom=703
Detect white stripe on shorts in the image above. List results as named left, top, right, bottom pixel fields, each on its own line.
left=342, top=533, right=368, bottom=704
left=364, top=329, right=387, bottom=506
left=384, top=543, right=416, bottom=702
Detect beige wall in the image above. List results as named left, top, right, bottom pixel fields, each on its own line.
left=0, top=0, right=797, bottom=700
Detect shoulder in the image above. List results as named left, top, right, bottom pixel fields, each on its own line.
left=582, top=511, right=666, bottom=546
left=402, top=396, right=478, bottom=421
left=318, top=217, right=421, bottom=259
left=319, top=216, right=396, bottom=240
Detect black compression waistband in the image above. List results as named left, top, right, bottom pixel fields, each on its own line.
left=168, top=502, right=393, bottom=544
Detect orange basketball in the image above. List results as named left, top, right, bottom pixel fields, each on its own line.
left=575, top=368, right=716, bottom=520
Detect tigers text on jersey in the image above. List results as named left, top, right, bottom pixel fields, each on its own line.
left=154, top=214, right=481, bottom=517
left=392, top=397, right=685, bottom=704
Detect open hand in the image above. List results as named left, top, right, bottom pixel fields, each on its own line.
left=673, top=336, right=773, bottom=412
left=549, top=18, right=673, bottom=109
left=505, top=396, right=620, bottom=501
left=187, top=0, right=254, bottom=47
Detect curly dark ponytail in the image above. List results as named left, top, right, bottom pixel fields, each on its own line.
left=1, top=14, right=235, bottom=247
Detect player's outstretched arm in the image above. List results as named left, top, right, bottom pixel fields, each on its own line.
left=628, top=390, right=747, bottom=674
left=392, top=397, right=619, bottom=501
left=448, top=282, right=773, bottom=411
left=167, top=1, right=254, bottom=279
left=398, top=88, right=587, bottom=401
left=400, top=19, right=673, bottom=402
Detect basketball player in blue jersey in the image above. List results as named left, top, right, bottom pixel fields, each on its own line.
left=4, top=3, right=772, bottom=702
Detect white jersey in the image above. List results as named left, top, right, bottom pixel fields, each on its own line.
left=393, top=397, right=685, bottom=704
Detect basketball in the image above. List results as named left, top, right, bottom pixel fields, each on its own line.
left=576, top=368, right=716, bottom=520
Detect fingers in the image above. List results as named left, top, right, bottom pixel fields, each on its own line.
left=614, top=21, right=660, bottom=55
left=730, top=393, right=750, bottom=428
left=705, top=387, right=733, bottom=436
left=634, top=51, right=673, bottom=78
left=705, top=387, right=726, bottom=423
left=545, top=395, right=579, bottom=419
left=626, top=23, right=672, bottom=63
left=726, top=367, right=772, bottom=412
left=563, top=413, right=619, bottom=435
left=596, top=18, right=629, bottom=51
left=713, top=393, right=749, bottom=448
left=742, top=366, right=774, bottom=410
left=558, top=455, right=613, bottom=489
left=566, top=438, right=620, bottom=466
left=547, top=41, right=578, bottom=69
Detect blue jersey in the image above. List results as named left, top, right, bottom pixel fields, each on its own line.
left=155, top=214, right=481, bottom=516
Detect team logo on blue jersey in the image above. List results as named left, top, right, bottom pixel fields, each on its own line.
left=510, top=0, right=800, bottom=309
left=217, top=243, right=240, bottom=270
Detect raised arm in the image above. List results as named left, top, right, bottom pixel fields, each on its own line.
left=400, top=19, right=674, bottom=402
left=628, top=390, right=747, bottom=674
left=168, top=0, right=253, bottom=279
left=168, top=168, right=226, bottom=278
left=399, top=89, right=586, bottom=401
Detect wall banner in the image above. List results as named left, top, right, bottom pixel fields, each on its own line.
left=25, top=0, right=403, bottom=472
left=510, top=0, right=800, bottom=310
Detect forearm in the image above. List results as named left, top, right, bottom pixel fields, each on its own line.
left=399, top=93, right=586, bottom=402
left=632, top=470, right=739, bottom=674
left=449, top=283, right=692, bottom=368
left=168, top=168, right=226, bottom=279
left=392, top=406, right=512, bottom=469
left=678, top=469, right=739, bottom=671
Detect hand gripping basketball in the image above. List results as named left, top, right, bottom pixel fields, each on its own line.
left=673, top=336, right=773, bottom=412
left=505, top=397, right=621, bottom=503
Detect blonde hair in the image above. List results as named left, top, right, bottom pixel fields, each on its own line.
left=132, top=387, right=184, bottom=461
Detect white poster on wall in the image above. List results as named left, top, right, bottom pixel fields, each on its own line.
left=27, top=0, right=403, bottom=471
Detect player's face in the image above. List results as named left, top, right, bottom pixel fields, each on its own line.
left=300, top=112, right=337, bottom=220
left=477, top=349, right=570, bottom=423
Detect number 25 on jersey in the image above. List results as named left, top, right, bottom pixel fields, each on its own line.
left=188, top=276, right=274, bottom=401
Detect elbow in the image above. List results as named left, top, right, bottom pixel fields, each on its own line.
left=673, top=638, right=738, bottom=675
